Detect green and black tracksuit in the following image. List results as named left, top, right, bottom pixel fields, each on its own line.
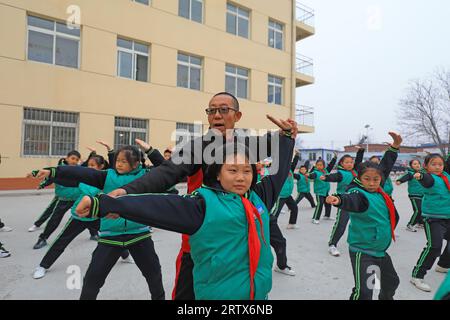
left=309, top=156, right=337, bottom=220
left=293, top=161, right=315, bottom=208
left=46, top=155, right=167, bottom=300
left=411, top=166, right=450, bottom=280
left=331, top=146, right=400, bottom=300
left=396, top=167, right=426, bottom=227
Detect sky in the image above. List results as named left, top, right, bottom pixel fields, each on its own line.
left=296, top=0, right=450, bottom=150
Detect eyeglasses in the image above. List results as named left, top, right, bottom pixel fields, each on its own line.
left=205, top=107, right=237, bottom=115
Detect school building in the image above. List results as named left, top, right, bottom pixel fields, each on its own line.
left=0, top=0, right=315, bottom=188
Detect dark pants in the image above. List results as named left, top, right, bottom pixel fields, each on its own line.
left=40, top=218, right=101, bottom=269
left=172, top=250, right=195, bottom=300
left=34, top=197, right=58, bottom=227
left=349, top=251, right=400, bottom=300
left=407, top=196, right=424, bottom=226
left=275, top=197, right=299, bottom=225
left=312, top=195, right=331, bottom=220
left=80, top=237, right=165, bottom=300
left=412, top=218, right=450, bottom=279
left=328, top=208, right=350, bottom=246
left=0, top=218, right=4, bottom=228
left=37, top=199, right=74, bottom=240
left=295, top=192, right=316, bottom=207
left=270, top=209, right=288, bottom=269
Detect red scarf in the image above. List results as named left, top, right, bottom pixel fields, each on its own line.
left=351, top=170, right=357, bottom=177
left=377, top=187, right=397, bottom=242
left=241, top=195, right=266, bottom=300
left=437, top=173, right=450, bottom=191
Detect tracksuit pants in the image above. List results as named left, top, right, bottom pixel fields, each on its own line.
left=295, top=192, right=316, bottom=207
left=80, top=235, right=165, bottom=300
left=270, top=207, right=288, bottom=269
left=407, top=195, right=424, bottom=227
left=328, top=208, right=350, bottom=247
left=349, top=251, right=400, bottom=300
left=172, top=250, right=195, bottom=300
left=412, top=218, right=450, bottom=279
left=312, top=194, right=331, bottom=220
left=35, top=198, right=75, bottom=241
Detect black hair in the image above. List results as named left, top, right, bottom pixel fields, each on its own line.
left=203, top=143, right=257, bottom=190
left=88, top=154, right=109, bottom=169
left=315, top=159, right=326, bottom=168
left=338, top=154, right=353, bottom=167
left=116, top=146, right=141, bottom=168
left=213, top=92, right=240, bottom=111
left=67, top=150, right=81, bottom=159
left=164, top=149, right=172, bottom=154
left=357, top=161, right=384, bottom=180
left=423, top=153, right=445, bottom=167
left=369, top=155, right=380, bottom=162
left=409, top=159, right=421, bottom=168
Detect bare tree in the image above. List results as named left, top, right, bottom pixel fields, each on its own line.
left=398, top=68, right=450, bottom=155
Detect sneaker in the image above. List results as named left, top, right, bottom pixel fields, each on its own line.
left=0, top=246, right=11, bottom=258
left=0, top=226, right=13, bottom=232
left=89, top=235, right=99, bottom=241
left=328, top=245, right=341, bottom=257
left=410, top=278, right=431, bottom=292
left=417, top=224, right=425, bottom=229
left=286, top=224, right=299, bottom=230
left=33, top=266, right=47, bottom=279
left=435, top=265, right=449, bottom=273
left=312, top=219, right=320, bottom=225
left=406, top=225, right=418, bottom=232
left=33, top=238, right=47, bottom=250
left=121, top=255, right=135, bottom=264
left=274, top=266, right=296, bottom=276
left=28, top=225, right=40, bottom=232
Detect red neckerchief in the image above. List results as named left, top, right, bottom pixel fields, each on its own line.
left=240, top=195, right=266, bottom=300
left=377, top=187, right=396, bottom=242
left=437, top=173, right=450, bottom=191
left=351, top=170, right=357, bottom=177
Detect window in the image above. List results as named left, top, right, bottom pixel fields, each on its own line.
left=179, top=0, right=203, bottom=23
left=327, top=153, right=332, bottom=162
left=268, top=19, right=283, bottom=50
left=117, top=38, right=149, bottom=82
left=225, top=64, right=249, bottom=99
left=27, top=15, right=80, bottom=68
left=114, top=117, right=148, bottom=150
left=132, top=0, right=149, bottom=5
left=176, top=122, right=202, bottom=146
left=268, top=75, right=283, bottom=105
left=226, top=3, right=250, bottom=39
left=177, top=53, right=202, bottom=90
left=309, top=153, right=316, bottom=161
left=22, top=108, right=78, bottom=156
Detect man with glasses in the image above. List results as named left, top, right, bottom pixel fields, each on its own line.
left=108, top=92, right=298, bottom=300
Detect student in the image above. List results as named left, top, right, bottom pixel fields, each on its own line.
left=326, top=132, right=402, bottom=300
left=75, top=128, right=295, bottom=300
left=33, top=145, right=166, bottom=300
left=395, top=159, right=425, bottom=232
left=434, top=272, right=450, bottom=300
left=163, top=148, right=173, bottom=161
left=369, top=155, right=394, bottom=197
left=0, top=219, right=12, bottom=258
left=323, top=148, right=364, bottom=257
left=293, top=161, right=316, bottom=208
left=309, top=154, right=337, bottom=224
left=28, top=150, right=83, bottom=250
left=410, top=153, right=450, bottom=292
left=0, top=218, right=13, bottom=232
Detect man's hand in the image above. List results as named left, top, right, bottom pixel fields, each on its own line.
left=108, top=188, right=127, bottom=198
left=76, top=196, right=92, bottom=218
left=326, top=196, right=340, bottom=206
left=135, top=139, right=151, bottom=153
left=266, top=115, right=298, bottom=139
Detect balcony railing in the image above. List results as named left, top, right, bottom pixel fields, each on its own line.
left=296, top=105, right=314, bottom=127
left=296, top=54, right=314, bottom=77
left=296, top=2, right=315, bottom=28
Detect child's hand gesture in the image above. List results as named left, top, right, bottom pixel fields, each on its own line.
left=86, top=146, right=96, bottom=153
left=326, top=196, right=340, bottom=206
left=388, top=132, right=402, bottom=149
left=320, top=175, right=327, bottom=181
left=413, top=172, right=422, bottom=180
left=266, top=115, right=298, bottom=139
left=76, top=196, right=92, bottom=218
left=27, top=170, right=51, bottom=180
left=96, top=140, right=112, bottom=152
left=135, top=139, right=151, bottom=152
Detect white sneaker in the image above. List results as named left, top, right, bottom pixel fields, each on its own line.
left=435, top=265, right=449, bottom=273
left=28, top=225, right=40, bottom=232
left=274, top=266, right=296, bottom=276
left=286, top=224, right=299, bottom=230
left=328, top=245, right=341, bottom=257
left=406, top=225, right=417, bottom=232
left=0, top=247, right=11, bottom=258
left=33, top=266, right=47, bottom=279
left=410, top=278, right=431, bottom=292
left=121, top=255, right=135, bottom=264
left=0, top=226, right=13, bottom=232
left=312, top=219, right=320, bottom=225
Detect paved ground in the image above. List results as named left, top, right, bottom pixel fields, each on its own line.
left=0, top=182, right=447, bottom=300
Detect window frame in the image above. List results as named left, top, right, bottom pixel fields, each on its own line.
left=226, top=3, right=250, bottom=39
left=225, top=64, right=249, bottom=99
left=268, top=75, right=284, bottom=105
left=177, top=52, right=203, bottom=90
left=268, top=19, right=284, bottom=50
left=178, top=0, right=204, bottom=23
left=114, top=116, right=149, bottom=150
left=117, top=37, right=150, bottom=82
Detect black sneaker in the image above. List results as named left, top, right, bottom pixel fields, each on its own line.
left=0, top=245, right=11, bottom=258
left=33, top=238, right=47, bottom=250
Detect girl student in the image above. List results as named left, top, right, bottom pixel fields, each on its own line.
left=293, top=161, right=316, bottom=208
left=395, top=159, right=426, bottom=232
left=309, top=154, right=337, bottom=224
left=410, top=153, right=450, bottom=292
left=326, top=132, right=403, bottom=300
left=322, top=147, right=365, bottom=257
left=33, top=144, right=166, bottom=300
left=75, top=124, right=296, bottom=300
